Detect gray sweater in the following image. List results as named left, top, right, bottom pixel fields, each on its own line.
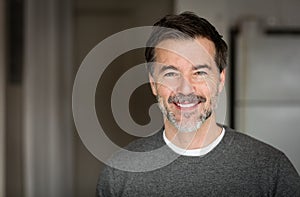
left=97, top=126, right=300, bottom=196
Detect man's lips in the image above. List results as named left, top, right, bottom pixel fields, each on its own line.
left=168, top=93, right=206, bottom=110
left=172, top=100, right=202, bottom=110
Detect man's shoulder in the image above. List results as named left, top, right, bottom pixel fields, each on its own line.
left=223, top=126, right=285, bottom=158
left=124, top=129, right=165, bottom=152
left=125, top=126, right=284, bottom=157
left=105, top=128, right=175, bottom=172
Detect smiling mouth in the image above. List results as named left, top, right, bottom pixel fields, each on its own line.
left=174, top=102, right=199, bottom=109
left=168, top=94, right=206, bottom=110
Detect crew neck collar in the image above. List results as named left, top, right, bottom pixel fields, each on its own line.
left=163, top=127, right=225, bottom=157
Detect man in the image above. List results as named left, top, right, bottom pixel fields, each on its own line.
left=97, top=12, right=300, bottom=196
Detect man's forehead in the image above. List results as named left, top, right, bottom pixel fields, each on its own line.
left=154, top=38, right=215, bottom=65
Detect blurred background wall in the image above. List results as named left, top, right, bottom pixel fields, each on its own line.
left=73, top=1, right=173, bottom=196
left=1, top=0, right=299, bottom=196
left=0, top=0, right=6, bottom=196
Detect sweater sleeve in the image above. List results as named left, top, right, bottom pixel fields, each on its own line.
left=96, top=166, right=117, bottom=197
left=274, top=153, right=300, bottom=197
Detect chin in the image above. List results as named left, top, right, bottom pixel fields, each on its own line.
left=174, top=122, right=202, bottom=133
left=170, top=110, right=213, bottom=133
left=168, top=115, right=205, bottom=133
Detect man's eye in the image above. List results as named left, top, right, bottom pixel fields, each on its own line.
left=194, top=71, right=207, bottom=76
left=164, top=72, right=178, bottom=77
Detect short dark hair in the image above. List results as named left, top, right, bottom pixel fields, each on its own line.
left=145, top=12, right=228, bottom=74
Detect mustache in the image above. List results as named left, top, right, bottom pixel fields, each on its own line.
left=168, top=93, right=206, bottom=104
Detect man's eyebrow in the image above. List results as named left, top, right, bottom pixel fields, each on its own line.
left=159, top=65, right=178, bottom=73
left=192, top=64, right=211, bottom=70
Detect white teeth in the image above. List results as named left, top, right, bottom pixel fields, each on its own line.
left=177, top=103, right=197, bottom=108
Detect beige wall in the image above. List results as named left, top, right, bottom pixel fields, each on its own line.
left=6, top=85, right=23, bottom=196
left=23, top=0, right=74, bottom=196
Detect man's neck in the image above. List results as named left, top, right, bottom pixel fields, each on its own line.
left=164, top=113, right=222, bottom=150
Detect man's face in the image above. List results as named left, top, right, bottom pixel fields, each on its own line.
left=149, top=37, right=225, bottom=132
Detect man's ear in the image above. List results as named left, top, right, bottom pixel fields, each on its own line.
left=149, top=74, right=157, bottom=96
left=218, top=69, right=226, bottom=93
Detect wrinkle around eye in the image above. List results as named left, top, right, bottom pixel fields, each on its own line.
left=163, top=72, right=179, bottom=77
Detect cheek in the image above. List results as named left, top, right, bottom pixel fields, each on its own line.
left=195, top=79, right=219, bottom=98
left=155, top=82, right=175, bottom=97
left=156, top=78, right=178, bottom=93
left=155, top=88, right=172, bottom=104
left=205, top=76, right=220, bottom=92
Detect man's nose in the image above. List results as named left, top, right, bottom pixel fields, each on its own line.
left=177, top=77, right=194, bottom=95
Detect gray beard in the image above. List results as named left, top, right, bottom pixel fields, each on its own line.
left=157, top=96, right=214, bottom=133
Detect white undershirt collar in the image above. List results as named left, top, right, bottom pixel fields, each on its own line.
left=163, top=127, right=225, bottom=156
